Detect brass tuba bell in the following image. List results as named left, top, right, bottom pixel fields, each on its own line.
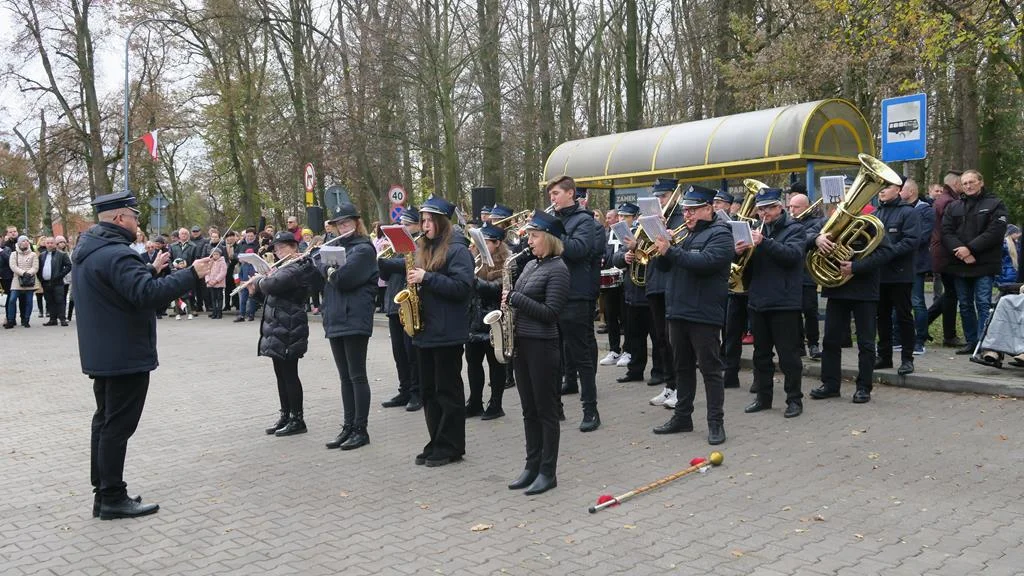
left=806, top=153, right=903, bottom=288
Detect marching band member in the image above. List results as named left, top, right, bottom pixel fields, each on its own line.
left=736, top=188, right=807, bottom=418
left=549, top=176, right=603, bottom=432
left=320, top=203, right=379, bottom=450
left=505, top=210, right=570, bottom=495
left=651, top=185, right=732, bottom=445
left=720, top=187, right=751, bottom=391
left=466, top=223, right=510, bottom=420
left=598, top=209, right=624, bottom=365
left=645, top=179, right=682, bottom=407
left=788, top=193, right=824, bottom=359
left=610, top=202, right=650, bottom=383
left=250, top=231, right=321, bottom=437
left=409, top=198, right=475, bottom=467
left=874, top=178, right=922, bottom=376
left=379, top=208, right=423, bottom=411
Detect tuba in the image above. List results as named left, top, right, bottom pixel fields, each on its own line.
left=630, top=185, right=682, bottom=285
left=728, top=179, right=767, bottom=293
left=483, top=248, right=529, bottom=363
left=394, top=252, right=422, bottom=336
left=806, top=153, right=902, bottom=288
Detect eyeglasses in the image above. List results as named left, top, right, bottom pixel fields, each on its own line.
left=682, top=207, right=706, bottom=214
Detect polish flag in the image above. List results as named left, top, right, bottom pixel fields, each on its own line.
left=139, top=130, right=158, bottom=160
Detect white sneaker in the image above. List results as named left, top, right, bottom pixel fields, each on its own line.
left=664, top=391, right=678, bottom=409
left=616, top=352, right=632, bottom=367
left=650, top=387, right=672, bottom=406
left=176, top=315, right=182, bottom=321
left=600, top=351, right=622, bottom=366
left=187, top=314, right=194, bottom=320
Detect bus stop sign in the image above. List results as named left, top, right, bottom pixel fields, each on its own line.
left=881, top=93, right=927, bottom=162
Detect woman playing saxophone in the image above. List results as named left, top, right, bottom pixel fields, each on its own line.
left=465, top=224, right=509, bottom=420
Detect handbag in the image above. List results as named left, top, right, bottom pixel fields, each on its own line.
left=20, top=272, right=36, bottom=288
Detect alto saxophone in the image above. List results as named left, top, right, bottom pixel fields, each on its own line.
left=483, top=249, right=528, bottom=363
left=394, top=252, right=422, bottom=337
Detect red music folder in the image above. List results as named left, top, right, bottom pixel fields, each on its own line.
left=380, top=225, right=417, bottom=254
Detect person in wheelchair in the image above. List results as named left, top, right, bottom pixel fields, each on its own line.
left=970, top=282, right=1024, bottom=368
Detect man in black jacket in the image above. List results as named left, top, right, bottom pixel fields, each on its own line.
left=788, top=193, right=823, bottom=359
left=39, top=237, right=73, bottom=326
left=651, top=185, right=732, bottom=445
left=874, top=178, right=922, bottom=375
left=738, top=188, right=807, bottom=418
left=548, top=175, right=602, bottom=432
left=900, top=179, right=935, bottom=355
left=941, top=169, right=1009, bottom=353
left=74, top=191, right=211, bottom=520
left=645, top=179, right=682, bottom=396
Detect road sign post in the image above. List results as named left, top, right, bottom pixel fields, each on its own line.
left=304, top=163, right=316, bottom=206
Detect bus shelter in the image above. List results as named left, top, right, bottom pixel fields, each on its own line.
left=542, top=99, right=875, bottom=205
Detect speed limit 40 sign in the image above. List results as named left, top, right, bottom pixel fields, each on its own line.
left=389, top=185, right=406, bottom=205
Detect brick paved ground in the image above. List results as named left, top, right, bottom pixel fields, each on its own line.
left=3, top=315, right=1023, bottom=575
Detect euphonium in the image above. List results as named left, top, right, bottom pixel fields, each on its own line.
left=394, top=252, right=422, bottom=336
left=806, top=153, right=902, bottom=288
left=483, top=248, right=528, bottom=363
left=728, top=179, right=767, bottom=293
left=629, top=186, right=682, bottom=285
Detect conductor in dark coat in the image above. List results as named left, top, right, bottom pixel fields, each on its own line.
left=74, top=191, right=212, bottom=520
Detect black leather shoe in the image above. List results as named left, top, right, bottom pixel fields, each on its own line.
left=93, top=494, right=141, bottom=518
left=852, top=389, right=871, bottom=403
left=508, top=469, right=538, bottom=490
left=414, top=452, right=428, bottom=465
left=808, top=344, right=822, bottom=360
left=381, top=394, right=410, bottom=408
left=405, top=394, right=423, bottom=412
left=274, top=413, right=307, bottom=436
left=339, top=427, right=369, bottom=450
left=616, top=373, right=644, bottom=383
left=325, top=425, right=353, bottom=449
left=579, top=409, right=601, bottom=432
left=42, top=320, right=57, bottom=326
left=707, top=421, right=726, bottom=445
left=265, top=411, right=289, bottom=435
left=784, top=402, right=803, bottom=418
left=465, top=402, right=484, bottom=418
left=874, top=358, right=893, bottom=370
left=233, top=316, right=247, bottom=323
left=99, top=497, right=159, bottom=520
left=723, top=378, right=740, bottom=389
left=647, top=374, right=668, bottom=386
left=560, top=382, right=579, bottom=395
left=809, top=386, right=840, bottom=400
left=653, top=414, right=693, bottom=434
left=524, top=473, right=557, bottom=495
left=744, top=399, right=771, bottom=413
left=956, top=343, right=977, bottom=355
left=425, top=455, right=462, bottom=468
left=60, top=320, right=68, bottom=326
left=3, top=322, right=14, bottom=329
left=897, top=360, right=914, bottom=375
left=480, top=403, right=504, bottom=420
left=943, top=337, right=965, bottom=348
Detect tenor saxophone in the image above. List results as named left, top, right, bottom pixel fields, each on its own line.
left=483, top=249, right=528, bottom=363
left=394, top=252, right=422, bottom=336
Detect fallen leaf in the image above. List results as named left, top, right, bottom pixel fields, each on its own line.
left=977, top=421, right=984, bottom=428
left=795, top=528, right=808, bottom=533
left=731, top=550, right=744, bottom=557
left=339, top=491, right=349, bottom=498
left=851, top=429, right=867, bottom=436
left=564, top=536, right=575, bottom=544
left=516, top=522, right=527, bottom=528
left=867, top=453, right=880, bottom=460
left=471, top=524, right=493, bottom=532
left=623, top=524, right=636, bottom=530
left=854, top=534, right=864, bottom=539
left=782, top=506, right=792, bottom=511
left=420, top=504, right=430, bottom=510
left=813, top=515, right=825, bottom=522
left=999, top=435, right=1008, bottom=441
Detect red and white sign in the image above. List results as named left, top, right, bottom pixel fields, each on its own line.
left=388, top=185, right=406, bottom=205
left=304, top=163, right=316, bottom=192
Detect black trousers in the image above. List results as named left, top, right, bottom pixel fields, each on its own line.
left=42, top=282, right=67, bottom=321
left=514, top=337, right=561, bottom=476
left=208, top=287, right=223, bottom=316
left=465, top=340, right=505, bottom=407
left=330, top=335, right=371, bottom=427
left=559, top=299, right=598, bottom=409
left=878, top=282, right=915, bottom=363
left=418, top=345, right=466, bottom=460
left=272, top=356, right=304, bottom=415
left=194, top=281, right=207, bottom=312
left=927, top=273, right=959, bottom=341
left=751, top=310, right=804, bottom=404
left=668, top=320, right=725, bottom=423
left=624, top=304, right=650, bottom=376
left=91, top=373, right=150, bottom=502
left=722, top=294, right=748, bottom=388
left=821, top=298, right=877, bottom=393
left=388, top=314, right=419, bottom=396
left=601, top=286, right=623, bottom=354
left=648, top=293, right=674, bottom=388
left=799, top=285, right=820, bottom=347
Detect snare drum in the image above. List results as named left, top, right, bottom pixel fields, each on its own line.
left=600, top=268, right=623, bottom=290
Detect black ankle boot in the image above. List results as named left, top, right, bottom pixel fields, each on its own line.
left=265, top=411, right=288, bottom=435
left=339, top=426, right=369, bottom=450
left=325, top=425, right=353, bottom=449
left=480, top=402, right=504, bottom=421
left=274, top=412, right=307, bottom=436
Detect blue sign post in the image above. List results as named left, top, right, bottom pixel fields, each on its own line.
left=881, top=93, right=927, bottom=162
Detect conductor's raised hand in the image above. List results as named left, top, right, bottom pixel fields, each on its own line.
left=192, top=257, right=213, bottom=277
left=153, top=251, right=170, bottom=273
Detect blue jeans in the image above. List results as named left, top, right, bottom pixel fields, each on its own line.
left=954, top=275, right=994, bottom=344
left=237, top=285, right=258, bottom=318
left=6, top=290, right=34, bottom=325
left=911, top=273, right=928, bottom=346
